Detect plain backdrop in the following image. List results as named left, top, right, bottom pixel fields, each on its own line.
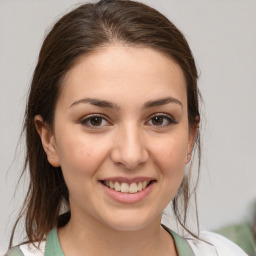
left=1, top=0, right=256, bottom=253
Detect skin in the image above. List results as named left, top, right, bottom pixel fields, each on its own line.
left=35, top=45, right=197, bottom=256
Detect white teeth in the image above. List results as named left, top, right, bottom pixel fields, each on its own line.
left=129, top=183, right=138, bottom=193
left=114, top=181, right=121, bottom=191
left=121, top=183, right=129, bottom=193
left=109, top=181, right=115, bottom=189
left=104, top=180, right=152, bottom=193
left=142, top=181, right=147, bottom=189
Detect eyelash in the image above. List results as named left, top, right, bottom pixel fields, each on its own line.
left=80, top=113, right=177, bottom=129
left=146, top=113, right=177, bottom=127
left=80, top=114, right=110, bottom=128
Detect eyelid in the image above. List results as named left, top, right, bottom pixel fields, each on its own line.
left=79, top=112, right=177, bottom=128
left=146, top=112, right=177, bottom=126
left=150, top=112, right=176, bottom=120
left=80, top=114, right=112, bottom=128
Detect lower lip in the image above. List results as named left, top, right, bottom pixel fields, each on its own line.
left=100, top=182, right=155, bottom=204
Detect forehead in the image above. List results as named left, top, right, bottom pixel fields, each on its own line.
left=59, top=45, right=187, bottom=110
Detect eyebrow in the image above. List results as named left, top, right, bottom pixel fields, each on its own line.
left=70, top=98, right=120, bottom=109
left=143, top=97, right=183, bottom=109
left=70, top=97, right=183, bottom=110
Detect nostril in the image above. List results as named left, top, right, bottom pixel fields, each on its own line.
left=110, top=140, right=149, bottom=170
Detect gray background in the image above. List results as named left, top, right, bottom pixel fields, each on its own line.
left=1, top=0, right=256, bottom=253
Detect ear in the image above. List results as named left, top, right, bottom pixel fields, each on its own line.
left=34, top=115, right=60, bottom=167
left=186, top=117, right=199, bottom=164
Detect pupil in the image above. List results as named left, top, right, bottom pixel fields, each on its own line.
left=90, top=117, right=102, bottom=126
left=152, top=116, right=163, bottom=125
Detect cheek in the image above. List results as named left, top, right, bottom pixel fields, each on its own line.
left=151, top=133, right=188, bottom=168
left=150, top=133, right=188, bottom=189
left=55, top=132, right=109, bottom=179
left=56, top=135, right=110, bottom=205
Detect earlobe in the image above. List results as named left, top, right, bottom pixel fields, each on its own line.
left=186, top=152, right=192, bottom=164
left=34, top=115, right=60, bottom=167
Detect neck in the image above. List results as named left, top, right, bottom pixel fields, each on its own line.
left=58, top=213, right=177, bottom=256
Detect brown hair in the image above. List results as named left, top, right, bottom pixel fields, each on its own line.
left=10, top=0, right=201, bottom=247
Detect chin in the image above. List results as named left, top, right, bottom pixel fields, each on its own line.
left=101, top=211, right=160, bottom=232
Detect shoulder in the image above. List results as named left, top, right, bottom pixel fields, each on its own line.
left=186, top=231, right=248, bottom=256
left=4, top=242, right=46, bottom=256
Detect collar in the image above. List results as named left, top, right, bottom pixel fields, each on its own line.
left=44, top=226, right=196, bottom=256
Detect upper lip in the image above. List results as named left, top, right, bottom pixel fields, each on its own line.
left=99, top=176, right=156, bottom=184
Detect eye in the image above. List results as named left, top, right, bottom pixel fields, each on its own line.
left=146, top=114, right=176, bottom=127
left=80, top=115, right=110, bottom=128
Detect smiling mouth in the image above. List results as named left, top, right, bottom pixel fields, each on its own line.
left=100, top=180, right=155, bottom=194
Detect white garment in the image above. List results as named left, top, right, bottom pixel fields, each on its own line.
left=187, top=231, right=248, bottom=256
left=19, top=242, right=45, bottom=256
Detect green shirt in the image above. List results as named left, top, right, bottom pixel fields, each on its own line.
left=6, top=226, right=195, bottom=256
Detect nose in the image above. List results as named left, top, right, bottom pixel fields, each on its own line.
left=110, top=124, right=149, bottom=170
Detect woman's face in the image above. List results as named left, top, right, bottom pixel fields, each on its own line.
left=37, top=45, right=196, bottom=231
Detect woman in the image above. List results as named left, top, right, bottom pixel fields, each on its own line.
left=6, top=0, right=248, bottom=255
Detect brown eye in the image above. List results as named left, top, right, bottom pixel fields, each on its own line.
left=89, top=117, right=103, bottom=126
left=147, top=114, right=177, bottom=127
left=152, top=116, right=164, bottom=126
left=80, top=115, right=110, bottom=128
